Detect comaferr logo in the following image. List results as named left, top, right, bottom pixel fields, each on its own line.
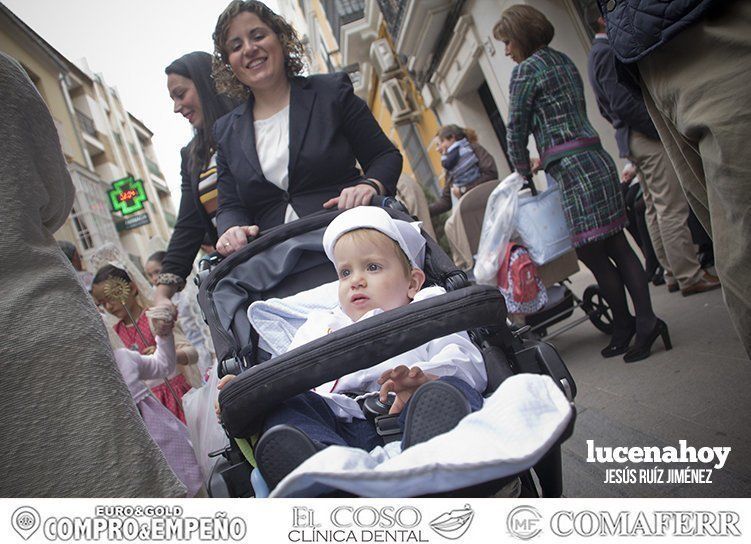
left=507, top=505, right=543, bottom=540
left=506, top=507, right=742, bottom=538
left=551, top=511, right=741, bottom=537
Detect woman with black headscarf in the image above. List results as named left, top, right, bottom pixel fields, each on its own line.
left=154, top=51, right=240, bottom=309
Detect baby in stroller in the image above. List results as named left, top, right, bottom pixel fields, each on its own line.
left=217, top=207, right=486, bottom=490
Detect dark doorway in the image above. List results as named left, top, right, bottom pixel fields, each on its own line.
left=478, top=81, right=512, bottom=171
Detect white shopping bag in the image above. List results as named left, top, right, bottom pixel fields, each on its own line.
left=182, top=364, right=230, bottom=480
left=473, top=173, right=525, bottom=285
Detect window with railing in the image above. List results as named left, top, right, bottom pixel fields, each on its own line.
left=323, top=0, right=365, bottom=42
left=343, top=63, right=362, bottom=87
left=70, top=206, right=94, bottom=250
left=70, top=168, right=120, bottom=249
left=395, top=123, right=438, bottom=196
left=376, top=0, right=407, bottom=41
left=336, top=0, right=365, bottom=19
left=75, top=110, right=97, bottom=137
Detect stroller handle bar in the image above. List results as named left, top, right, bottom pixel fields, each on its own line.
left=198, top=195, right=407, bottom=274
left=219, top=284, right=508, bottom=438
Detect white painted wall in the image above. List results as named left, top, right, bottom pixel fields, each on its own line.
left=454, top=86, right=510, bottom=178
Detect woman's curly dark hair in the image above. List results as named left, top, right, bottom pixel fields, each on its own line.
left=212, top=0, right=306, bottom=100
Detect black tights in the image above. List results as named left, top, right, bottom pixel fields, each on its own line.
left=576, top=231, right=657, bottom=340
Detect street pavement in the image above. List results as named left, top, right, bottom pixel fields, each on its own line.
left=544, top=266, right=751, bottom=497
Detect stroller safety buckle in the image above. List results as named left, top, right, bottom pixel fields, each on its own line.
left=443, top=270, right=469, bottom=291
left=374, top=414, right=402, bottom=442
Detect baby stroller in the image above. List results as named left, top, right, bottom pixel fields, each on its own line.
left=196, top=198, right=577, bottom=498
left=470, top=174, right=613, bottom=341
left=522, top=251, right=615, bottom=340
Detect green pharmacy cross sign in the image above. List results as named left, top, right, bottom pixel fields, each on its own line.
left=109, top=176, right=147, bottom=216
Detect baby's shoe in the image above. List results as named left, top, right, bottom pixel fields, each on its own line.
left=401, top=381, right=470, bottom=450
left=255, top=425, right=323, bottom=490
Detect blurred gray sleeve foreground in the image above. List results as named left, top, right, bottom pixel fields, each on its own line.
left=0, top=51, right=186, bottom=497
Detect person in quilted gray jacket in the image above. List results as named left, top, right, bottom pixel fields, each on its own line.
left=599, top=0, right=751, bottom=358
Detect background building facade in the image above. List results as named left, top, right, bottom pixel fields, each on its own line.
left=302, top=0, right=618, bottom=200
left=282, top=0, right=444, bottom=199
left=1, top=3, right=175, bottom=272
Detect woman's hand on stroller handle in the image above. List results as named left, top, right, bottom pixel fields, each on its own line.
left=216, top=225, right=260, bottom=256
left=323, top=181, right=382, bottom=210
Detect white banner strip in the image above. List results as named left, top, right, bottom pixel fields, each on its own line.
left=1, top=498, right=749, bottom=544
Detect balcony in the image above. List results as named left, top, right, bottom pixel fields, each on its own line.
left=145, top=157, right=165, bottom=180
left=341, top=0, right=380, bottom=65
left=75, top=110, right=105, bottom=157
left=388, top=0, right=456, bottom=79
left=323, top=0, right=365, bottom=44
left=145, top=158, right=170, bottom=194
left=75, top=110, right=97, bottom=137
left=375, top=0, right=407, bottom=43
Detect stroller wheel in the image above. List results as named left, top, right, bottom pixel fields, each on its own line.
left=582, top=285, right=614, bottom=334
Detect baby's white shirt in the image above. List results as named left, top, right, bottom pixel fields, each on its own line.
left=287, top=286, right=487, bottom=421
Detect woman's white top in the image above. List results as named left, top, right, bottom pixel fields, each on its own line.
left=254, top=105, right=299, bottom=223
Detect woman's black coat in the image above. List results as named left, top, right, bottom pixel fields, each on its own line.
left=160, top=145, right=217, bottom=280
left=214, top=72, right=403, bottom=234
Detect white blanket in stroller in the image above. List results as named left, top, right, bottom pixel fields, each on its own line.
left=270, top=373, right=573, bottom=497
left=247, top=280, right=339, bottom=356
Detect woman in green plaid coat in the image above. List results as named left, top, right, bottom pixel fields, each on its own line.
left=494, top=5, right=668, bottom=363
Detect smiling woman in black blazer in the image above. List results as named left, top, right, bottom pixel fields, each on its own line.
left=211, top=0, right=402, bottom=256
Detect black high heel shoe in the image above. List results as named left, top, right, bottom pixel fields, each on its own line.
left=623, top=319, right=672, bottom=363
left=601, top=319, right=636, bottom=358
left=651, top=267, right=666, bottom=286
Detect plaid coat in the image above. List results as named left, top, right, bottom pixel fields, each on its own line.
left=507, top=47, right=626, bottom=247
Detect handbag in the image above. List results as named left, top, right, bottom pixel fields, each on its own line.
left=497, top=243, right=547, bottom=314
left=515, top=174, right=573, bottom=265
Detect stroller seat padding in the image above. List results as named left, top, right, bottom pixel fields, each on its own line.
left=219, top=285, right=507, bottom=438
left=269, top=373, right=573, bottom=497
